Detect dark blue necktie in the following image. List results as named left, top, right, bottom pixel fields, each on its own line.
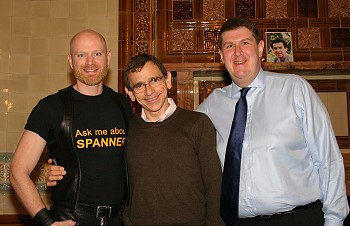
left=220, top=87, right=250, bottom=226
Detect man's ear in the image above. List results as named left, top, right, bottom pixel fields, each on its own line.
left=106, top=51, right=111, bottom=66
left=68, top=54, right=73, bottom=69
left=125, top=87, right=136, bottom=102
left=165, top=71, right=172, bottom=89
left=219, top=50, right=224, bottom=64
left=258, top=40, right=264, bottom=58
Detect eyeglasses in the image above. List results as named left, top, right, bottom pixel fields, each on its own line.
left=130, top=76, right=165, bottom=93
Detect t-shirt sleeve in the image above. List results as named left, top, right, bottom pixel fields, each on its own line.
left=25, top=94, right=63, bottom=143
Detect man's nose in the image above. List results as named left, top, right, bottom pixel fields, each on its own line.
left=234, top=45, right=242, bottom=56
left=86, top=55, right=95, bottom=64
left=144, top=83, right=155, bottom=94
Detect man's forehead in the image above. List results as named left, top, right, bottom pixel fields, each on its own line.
left=72, top=48, right=106, bottom=53
left=130, top=63, right=162, bottom=80
left=273, top=42, right=284, bottom=47
left=70, top=34, right=107, bottom=52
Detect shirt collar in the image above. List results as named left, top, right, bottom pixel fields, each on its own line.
left=230, top=68, right=265, bottom=96
left=141, top=98, right=177, bottom=122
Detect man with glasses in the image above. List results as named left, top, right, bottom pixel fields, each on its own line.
left=122, top=53, right=224, bottom=225
left=45, top=53, right=224, bottom=226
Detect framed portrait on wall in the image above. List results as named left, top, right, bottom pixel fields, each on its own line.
left=265, top=32, right=294, bottom=63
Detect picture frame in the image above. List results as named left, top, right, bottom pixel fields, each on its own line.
left=265, top=32, right=294, bottom=63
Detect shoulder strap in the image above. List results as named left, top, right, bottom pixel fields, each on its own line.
left=58, top=87, right=73, bottom=138
left=49, top=87, right=80, bottom=208
left=54, top=87, right=74, bottom=165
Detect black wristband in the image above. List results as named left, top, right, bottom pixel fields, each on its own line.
left=33, top=208, right=55, bottom=226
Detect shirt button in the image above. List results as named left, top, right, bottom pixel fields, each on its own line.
left=244, top=143, right=248, bottom=148
left=247, top=186, right=251, bottom=191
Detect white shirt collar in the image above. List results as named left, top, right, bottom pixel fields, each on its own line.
left=141, top=98, right=177, bottom=122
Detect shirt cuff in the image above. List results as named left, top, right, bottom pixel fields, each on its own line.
left=324, top=219, right=344, bottom=226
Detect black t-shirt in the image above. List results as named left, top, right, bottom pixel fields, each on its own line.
left=25, top=85, right=131, bottom=205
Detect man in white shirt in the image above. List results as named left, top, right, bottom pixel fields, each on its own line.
left=197, top=17, right=349, bottom=226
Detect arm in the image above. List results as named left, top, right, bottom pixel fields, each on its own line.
left=9, top=130, right=75, bottom=226
left=10, top=130, right=48, bottom=217
left=300, top=81, right=349, bottom=225
left=197, top=114, right=225, bottom=226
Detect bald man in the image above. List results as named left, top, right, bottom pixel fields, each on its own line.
left=10, top=29, right=132, bottom=226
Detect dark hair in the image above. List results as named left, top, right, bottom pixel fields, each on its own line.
left=270, top=38, right=288, bottom=49
left=218, top=17, right=260, bottom=49
left=124, top=53, right=167, bottom=90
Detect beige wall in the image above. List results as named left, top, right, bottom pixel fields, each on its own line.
left=0, top=0, right=119, bottom=215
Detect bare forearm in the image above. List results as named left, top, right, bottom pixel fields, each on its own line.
left=11, top=174, right=77, bottom=226
left=10, top=130, right=49, bottom=217
left=10, top=172, right=46, bottom=217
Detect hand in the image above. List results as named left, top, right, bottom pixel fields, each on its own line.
left=44, top=159, right=66, bottom=187
left=52, top=220, right=76, bottom=225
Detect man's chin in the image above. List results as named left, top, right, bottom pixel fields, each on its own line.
left=86, top=81, right=103, bottom=86
left=76, top=75, right=106, bottom=86
left=77, top=78, right=103, bottom=86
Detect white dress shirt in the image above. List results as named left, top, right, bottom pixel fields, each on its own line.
left=197, top=69, right=349, bottom=226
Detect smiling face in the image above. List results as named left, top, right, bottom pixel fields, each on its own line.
left=219, top=27, right=264, bottom=87
left=272, top=42, right=288, bottom=59
left=68, top=30, right=111, bottom=87
left=125, top=61, right=172, bottom=121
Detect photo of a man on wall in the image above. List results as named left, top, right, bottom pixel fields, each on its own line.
left=266, top=32, right=294, bottom=62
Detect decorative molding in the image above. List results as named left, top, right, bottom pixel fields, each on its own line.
left=134, top=0, right=151, bottom=55
left=266, top=0, right=288, bottom=18
left=204, top=29, right=220, bottom=50
left=235, top=0, right=256, bottom=17
left=330, top=28, right=350, bottom=48
left=328, top=0, right=350, bottom=17
left=298, top=0, right=318, bottom=17
left=203, top=0, right=225, bottom=20
left=297, top=27, right=321, bottom=49
left=173, top=0, right=193, bottom=20
left=172, top=29, right=195, bottom=51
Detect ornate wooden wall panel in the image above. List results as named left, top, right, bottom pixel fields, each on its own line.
left=133, top=0, right=153, bottom=56
left=203, top=0, right=225, bottom=20
left=266, top=0, right=288, bottom=18
left=118, top=0, right=350, bottom=71
left=118, top=0, right=350, bottom=108
left=297, top=0, right=318, bottom=17
left=328, top=0, right=350, bottom=17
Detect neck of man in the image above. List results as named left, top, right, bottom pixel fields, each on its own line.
left=143, top=100, right=171, bottom=122
left=74, top=82, right=103, bottom=96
